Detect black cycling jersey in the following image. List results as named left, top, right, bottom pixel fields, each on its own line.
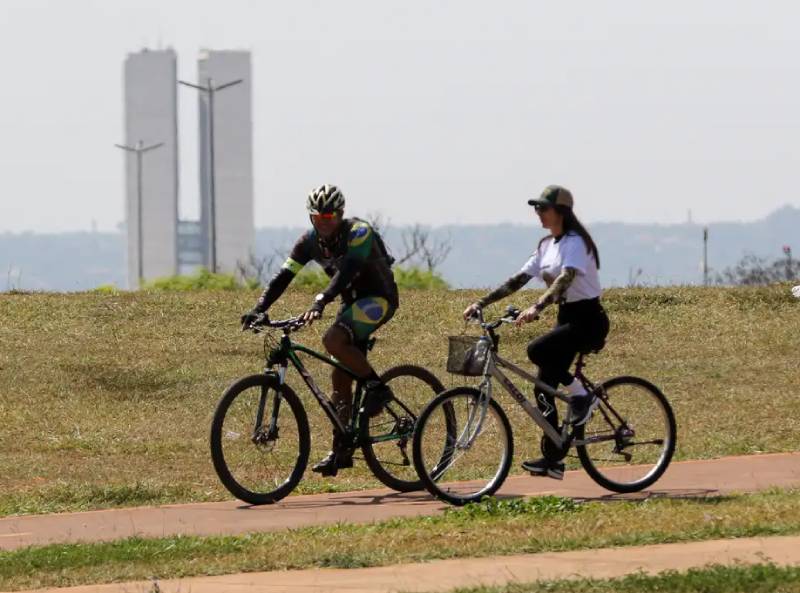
left=256, top=218, right=398, bottom=312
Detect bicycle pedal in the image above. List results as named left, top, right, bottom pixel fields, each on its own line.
left=336, top=457, right=354, bottom=470
left=312, top=465, right=339, bottom=477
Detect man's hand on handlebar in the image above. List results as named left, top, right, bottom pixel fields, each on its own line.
left=300, top=296, right=325, bottom=326
left=300, top=308, right=322, bottom=325
left=241, top=309, right=265, bottom=330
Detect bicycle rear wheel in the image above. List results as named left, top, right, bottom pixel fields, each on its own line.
left=576, top=376, right=676, bottom=493
left=412, top=387, right=513, bottom=506
left=210, top=374, right=310, bottom=504
left=360, top=365, right=448, bottom=492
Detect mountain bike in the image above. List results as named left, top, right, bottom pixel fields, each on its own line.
left=412, top=306, right=676, bottom=506
left=210, top=314, right=449, bottom=504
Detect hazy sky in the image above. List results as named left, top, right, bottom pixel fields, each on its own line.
left=1, top=1, right=798, bottom=233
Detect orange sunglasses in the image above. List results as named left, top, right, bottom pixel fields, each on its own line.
left=312, top=212, right=339, bottom=221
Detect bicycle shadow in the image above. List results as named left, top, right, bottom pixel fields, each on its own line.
left=574, top=488, right=725, bottom=503
left=234, top=489, right=437, bottom=511
left=446, top=488, right=726, bottom=505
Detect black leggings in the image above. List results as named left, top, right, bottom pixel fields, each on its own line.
left=526, top=298, right=610, bottom=429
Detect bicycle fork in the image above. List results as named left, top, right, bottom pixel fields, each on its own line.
left=252, top=365, right=287, bottom=445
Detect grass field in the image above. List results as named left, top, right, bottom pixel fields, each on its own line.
left=2, top=489, right=800, bottom=590
left=1, top=285, right=798, bottom=515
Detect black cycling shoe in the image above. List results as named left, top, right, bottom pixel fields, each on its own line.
left=361, top=381, right=393, bottom=418
left=311, top=450, right=354, bottom=477
left=521, top=457, right=565, bottom=480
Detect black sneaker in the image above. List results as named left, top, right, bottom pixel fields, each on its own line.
left=521, top=457, right=565, bottom=480
left=568, top=393, right=598, bottom=426
left=311, top=450, right=354, bottom=477
left=361, top=381, right=393, bottom=417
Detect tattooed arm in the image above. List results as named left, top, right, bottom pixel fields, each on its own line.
left=535, top=267, right=577, bottom=311
left=514, top=267, right=577, bottom=326
left=463, top=272, right=532, bottom=319
left=477, top=272, right=532, bottom=308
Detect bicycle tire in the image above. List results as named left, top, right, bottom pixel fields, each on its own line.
left=210, top=374, right=310, bottom=504
left=412, top=386, right=514, bottom=506
left=360, top=365, right=449, bottom=492
left=576, top=375, right=676, bottom=493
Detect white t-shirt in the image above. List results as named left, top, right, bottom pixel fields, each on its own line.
left=519, top=232, right=602, bottom=303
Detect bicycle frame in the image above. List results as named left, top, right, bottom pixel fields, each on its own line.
left=464, top=316, right=604, bottom=451
left=266, top=332, right=365, bottom=436
left=483, top=351, right=571, bottom=447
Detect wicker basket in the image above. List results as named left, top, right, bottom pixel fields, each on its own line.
left=447, top=335, right=490, bottom=376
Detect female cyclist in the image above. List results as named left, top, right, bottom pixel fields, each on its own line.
left=463, top=185, right=610, bottom=479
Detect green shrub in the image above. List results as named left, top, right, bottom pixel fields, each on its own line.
left=291, top=268, right=330, bottom=290
left=394, top=267, right=449, bottom=289
left=143, top=268, right=240, bottom=291
left=135, top=266, right=448, bottom=292
left=275, top=266, right=448, bottom=290
left=91, top=284, right=120, bottom=294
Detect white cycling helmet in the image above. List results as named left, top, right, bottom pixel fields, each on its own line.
left=307, top=184, right=345, bottom=214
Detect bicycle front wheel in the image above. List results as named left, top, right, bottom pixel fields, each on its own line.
left=360, top=365, right=446, bottom=492
left=210, top=374, right=310, bottom=504
left=576, top=376, right=676, bottom=493
left=412, top=387, right=513, bottom=506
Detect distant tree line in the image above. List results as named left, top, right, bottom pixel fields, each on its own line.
left=714, top=246, right=798, bottom=286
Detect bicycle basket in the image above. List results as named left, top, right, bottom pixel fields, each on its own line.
left=446, top=335, right=490, bottom=376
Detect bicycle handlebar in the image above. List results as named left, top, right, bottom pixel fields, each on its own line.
left=246, top=313, right=308, bottom=333
left=467, top=304, right=521, bottom=331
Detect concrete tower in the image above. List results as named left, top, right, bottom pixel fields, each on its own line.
left=123, top=48, right=179, bottom=288
left=197, top=49, right=254, bottom=274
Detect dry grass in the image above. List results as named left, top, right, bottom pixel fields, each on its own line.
left=1, top=285, right=798, bottom=514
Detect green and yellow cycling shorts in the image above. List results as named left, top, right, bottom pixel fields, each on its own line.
left=334, top=296, right=396, bottom=345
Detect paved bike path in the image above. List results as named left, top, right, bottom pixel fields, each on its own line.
left=1, top=452, right=799, bottom=551
left=17, top=535, right=800, bottom=593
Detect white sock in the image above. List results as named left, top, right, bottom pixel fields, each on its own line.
left=564, top=378, right=588, bottom=397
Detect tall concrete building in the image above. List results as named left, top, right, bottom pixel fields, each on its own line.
left=197, top=50, right=254, bottom=274
left=123, top=48, right=179, bottom=288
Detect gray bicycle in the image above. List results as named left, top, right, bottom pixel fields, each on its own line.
left=411, top=306, right=676, bottom=506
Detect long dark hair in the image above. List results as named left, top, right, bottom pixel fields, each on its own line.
left=537, top=206, right=601, bottom=269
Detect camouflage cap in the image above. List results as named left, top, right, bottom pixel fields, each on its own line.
left=528, top=185, right=574, bottom=209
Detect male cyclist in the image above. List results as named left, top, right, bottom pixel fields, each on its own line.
left=241, top=184, right=399, bottom=476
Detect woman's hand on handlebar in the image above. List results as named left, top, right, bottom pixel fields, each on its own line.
left=463, top=302, right=481, bottom=321
left=515, top=304, right=541, bottom=327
